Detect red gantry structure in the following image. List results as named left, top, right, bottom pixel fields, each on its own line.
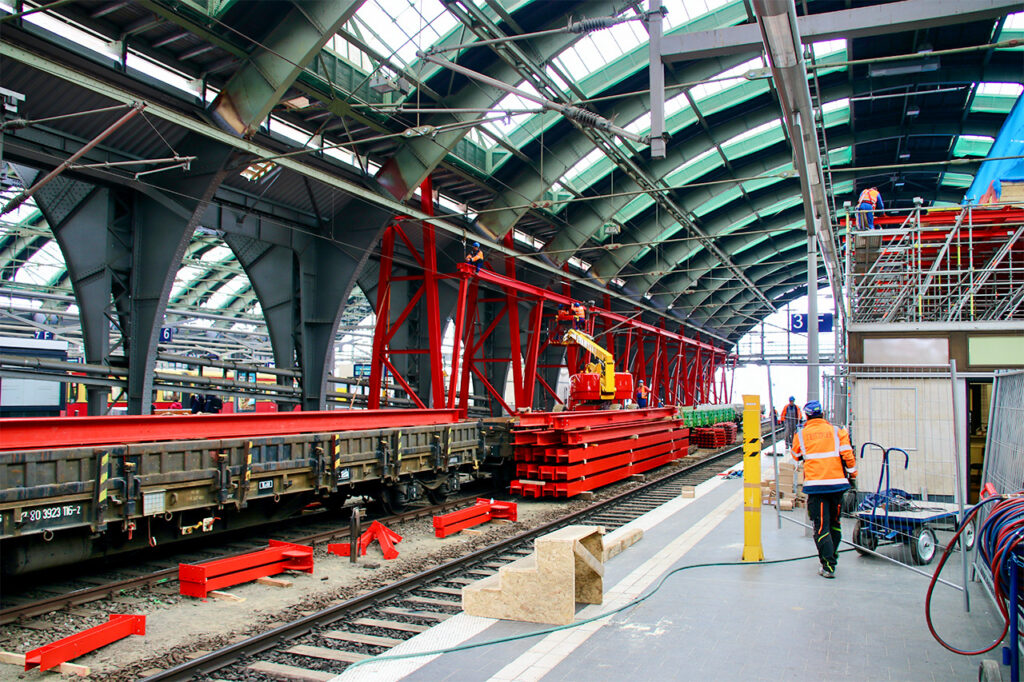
left=367, top=177, right=737, bottom=417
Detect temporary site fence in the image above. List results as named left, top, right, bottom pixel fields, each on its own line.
left=767, top=361, right=971, bottom=606
left=976, top=369, right=1024, bottom=631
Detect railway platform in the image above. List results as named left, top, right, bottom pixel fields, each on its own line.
left=337, top=454, right=1004, bottom=682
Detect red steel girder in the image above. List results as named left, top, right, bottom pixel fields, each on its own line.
left=178, top=540, right=313, bottom=598
left=515, top=419, right=683, bottom=448
left=456, top=264, right=729, bottom=355
left=24, top=614, right=145, bottom=671
left=539, top=438, right=685, bottom=481
left=0, top=409, right=462, bottom=451
left=513, top=406, right=676, bottom=429
left=538, top=427, right=685, bottom=467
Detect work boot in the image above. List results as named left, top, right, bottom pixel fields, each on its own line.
left=818, top=567, right=835, bottom=579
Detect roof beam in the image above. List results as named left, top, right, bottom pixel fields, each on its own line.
left=662, top=0, right=1024, bottom=63
left=209, top=0, right=362, bottom=137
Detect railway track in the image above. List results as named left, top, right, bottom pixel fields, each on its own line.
left=0, top=492, right=494, bottom=626
left=142, top=433, right=771, bottom=682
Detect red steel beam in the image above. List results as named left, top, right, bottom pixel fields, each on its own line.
left=514, top=406, right=676, bottom=429
left=0, top=409, right=462, bottom=451
left=24, top=614, right=145, bottom=671
left=456, top=264, right=729, bottom=355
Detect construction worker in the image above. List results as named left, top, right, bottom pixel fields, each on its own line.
left=779, top=396, right=802, bottom=450
left=571, top=300, right=586, bottom=330
left=792, top=400, right=856, bottom=579
left=466, top=241, right=484, bottom=271
left=635, top=379, right=650, bottom=408
left=856, top=186, right=884, bottom=230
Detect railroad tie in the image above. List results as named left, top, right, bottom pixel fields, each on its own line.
left=403, top=595, right=459, bottom=608
left=246, top=661, right=335, bottom=682
left=350, top=617, right=428, bottom=633
left=421, top=585, right=462, bottom=596
left=320, top=631, right=403, bottom=647
left=378, top=606, right=450, bottom=622
left=284, top=644, right=369, bottom=664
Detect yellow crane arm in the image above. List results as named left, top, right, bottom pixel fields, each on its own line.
left=562, top=328, right=616, bottom=396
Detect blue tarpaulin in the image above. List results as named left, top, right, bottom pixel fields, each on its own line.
left=965, top=94, right=1024, bottom=205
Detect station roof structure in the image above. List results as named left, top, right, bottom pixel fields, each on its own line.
left=1, top=0, right=1022, bottom=357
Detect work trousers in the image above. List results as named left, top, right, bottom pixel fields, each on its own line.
left=807, top=490, right=845, bottom=572
left=857, top=201, right=875, bottom=229
left=783, top=420, right=798, bottom=448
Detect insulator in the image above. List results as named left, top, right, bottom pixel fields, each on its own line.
left=563, top=107, right=605, bottom=129
left=567, top=16, right=621, bottom=33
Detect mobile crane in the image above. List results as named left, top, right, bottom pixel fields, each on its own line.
left=561, top=328, right=634, bottom=409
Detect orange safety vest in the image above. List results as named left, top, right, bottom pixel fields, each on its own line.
left=858, top=188, right=880, bottom=207
left=571, top=303, right=585, bottom=319
left=792, top=418, right=856, bottom=494
left=637, top=384, right=649, bottom=399
left=780, top=403, right=802, bottom=422
left=467, top=248, right=483, bottom=263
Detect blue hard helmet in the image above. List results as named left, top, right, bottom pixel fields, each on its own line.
left=804, top=400, right=823, bottom=419
left=472, top=241, right=480, bottom=248
left=788, top=396, right=795, bottom=402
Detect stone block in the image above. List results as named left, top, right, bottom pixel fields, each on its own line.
left=602, top=527, right=643, bottom=561
left=462, top=525, right=604, bottom=625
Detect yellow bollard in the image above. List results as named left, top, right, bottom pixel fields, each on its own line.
left=742, top=394, right=764, bottom=562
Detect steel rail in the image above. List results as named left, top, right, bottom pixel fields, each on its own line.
left=142, top=424, right=777, bottom=681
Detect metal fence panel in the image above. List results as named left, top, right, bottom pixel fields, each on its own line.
left=981, top=370, right=1024, bottom=495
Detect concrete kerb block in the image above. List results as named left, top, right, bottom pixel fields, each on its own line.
left=462, top=525, right=605, bottom=625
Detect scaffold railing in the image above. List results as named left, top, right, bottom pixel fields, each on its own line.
left=839, top=203, right=1024, bottom=325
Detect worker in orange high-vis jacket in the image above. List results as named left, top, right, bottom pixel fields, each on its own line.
left=466, top=241, right=484, bottom=271
left=779, top=396, right=802, bottom=450
left=792, top=400, right=857, bottom=579
left=856, top=186, right=884, bottom=230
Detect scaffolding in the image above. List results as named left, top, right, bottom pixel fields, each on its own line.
left=843, top=203, right=1024, bottom=325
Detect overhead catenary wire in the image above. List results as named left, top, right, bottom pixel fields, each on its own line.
left=2, top=1, right=1007, bottom=346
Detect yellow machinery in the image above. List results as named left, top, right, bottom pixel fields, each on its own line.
left=562, top=329, right=633, bottom=407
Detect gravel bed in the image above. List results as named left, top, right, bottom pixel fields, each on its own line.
left=0, top=447, right=730, bottom=682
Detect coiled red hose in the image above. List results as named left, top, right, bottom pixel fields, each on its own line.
left=925, top=494, right=1024, bottom=655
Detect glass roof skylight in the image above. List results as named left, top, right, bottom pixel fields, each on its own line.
left=346, top=0, right=458, bottom=72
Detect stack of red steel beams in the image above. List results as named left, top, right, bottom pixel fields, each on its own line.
left=508, top=408, right=688, bottom=499
left=714, top=421, right=738, bottom=443
left=693, top=426, right=728, bottom=449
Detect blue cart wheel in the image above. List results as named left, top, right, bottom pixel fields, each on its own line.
left=853, top=519, right=877, bottom=554
left=910, top=525, right=937, bottom=565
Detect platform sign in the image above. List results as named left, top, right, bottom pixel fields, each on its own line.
left=789, top=313, right=834, bottom=333
left=160, top=327, right=174, bottom=343
left=32, top=330, right=54, bottom=340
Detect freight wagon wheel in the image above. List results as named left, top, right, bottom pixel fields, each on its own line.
left=379, top=486, right=407, bottom=514
left=426, top=485, right=448, bottom=504
left=853, top=520, right=877, bottom=555
left=910, top=525, right=937, bottom=565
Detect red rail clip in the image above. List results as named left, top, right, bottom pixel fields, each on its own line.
left=329, top=521, right=403, bottom=560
